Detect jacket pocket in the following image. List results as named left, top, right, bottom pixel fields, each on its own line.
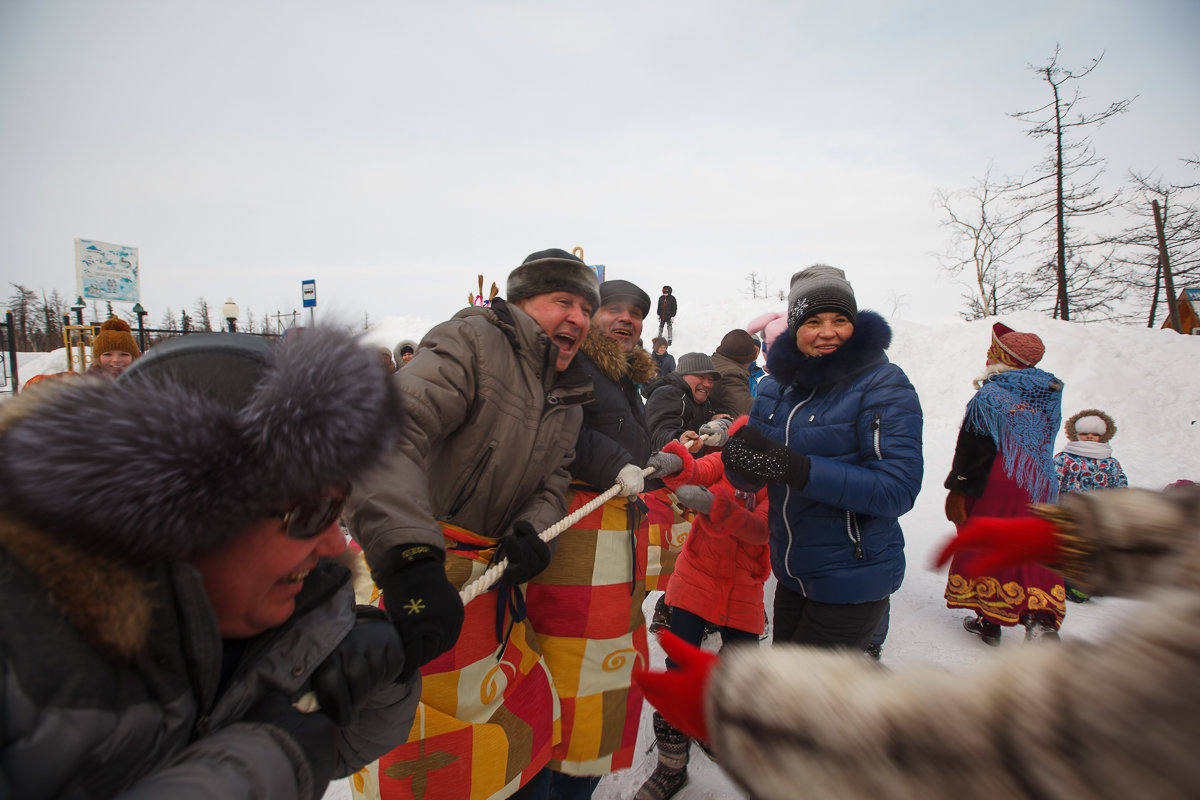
left=444, top=443, right=496, bottom=522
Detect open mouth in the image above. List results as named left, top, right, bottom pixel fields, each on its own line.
left=283, top=570, right=309, bottom=585
left=553, top=331, right=579, bottom=351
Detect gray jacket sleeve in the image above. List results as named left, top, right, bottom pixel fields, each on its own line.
left=707, top=486, right=1200, bottom=800
left=344, top=320, right=477, bottom=564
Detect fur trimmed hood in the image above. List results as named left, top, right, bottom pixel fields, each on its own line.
left=0, top=327, right=402, bottom=562
left=580, top=327, right=659, bottom=386
left=1064, top=408, right=1117, bottom=442
left=765, top=309, right=892, bottom=391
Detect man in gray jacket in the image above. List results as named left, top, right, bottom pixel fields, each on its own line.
left=342, top=249, right=599, bottom=797
left=0, top=329, right=417, bottom=799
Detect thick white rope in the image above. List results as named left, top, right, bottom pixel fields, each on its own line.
left=458, top=427, right=722, bottom=603
left=297, top=430, right=722, bottom=712
left=458, top=465, right=657, bottom=603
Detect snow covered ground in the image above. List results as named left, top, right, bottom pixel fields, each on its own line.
left=13, top=293, right=1199, bottom=799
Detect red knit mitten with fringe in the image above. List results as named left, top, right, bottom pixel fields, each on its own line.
left=934, top=516, right=1059, bottom=577
left=633, top=631, right=718, bottom=744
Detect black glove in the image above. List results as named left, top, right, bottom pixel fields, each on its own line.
left=373, top=544, right=465, bottom=680
left=721, top=426, right=811, bottom=490
left=493, top=520, right=551, bottom=585
left=245, top=691, right=336, bottom=798
left=311, top=610, right=407, bottom=726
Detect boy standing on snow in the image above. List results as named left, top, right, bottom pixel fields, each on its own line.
left=656, top=285, right=677, bottom=343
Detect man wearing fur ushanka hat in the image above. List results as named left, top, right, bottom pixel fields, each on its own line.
left=0, top=328, right=418, bottom=798
left=342, top=247, right=600, bottom=799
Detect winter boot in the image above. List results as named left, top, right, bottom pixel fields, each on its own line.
left=634, top=713, right=689, bottom=800
left=648, top=595, right=672, bottom=635
left=963, top=615, right=1002, bottom=646
left=1064, top=581, right=1091, bottom=603
left=1021, top=613, right=1061, bottom=643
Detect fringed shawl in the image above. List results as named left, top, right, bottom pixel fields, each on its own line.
left=964, top=367, right=1063, bottom=503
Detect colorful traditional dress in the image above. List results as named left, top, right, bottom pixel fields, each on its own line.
left=944, top=367, right=1068, bottom=629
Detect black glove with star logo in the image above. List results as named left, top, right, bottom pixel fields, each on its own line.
left=372, top=543, right=465, bottom=680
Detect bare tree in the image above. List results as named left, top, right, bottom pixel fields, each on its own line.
left=192, top=298, right=214, bottom=331
left=935, top=166, right=1027, bottom=319
left=1008, top=45, right=1135, bottom=320
left=1110, top=165, right=1200, bottom=326
left=744, top=272, right=764, bottom=299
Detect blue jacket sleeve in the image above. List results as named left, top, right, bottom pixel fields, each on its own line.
left=802, top=365, right=924, bottom=517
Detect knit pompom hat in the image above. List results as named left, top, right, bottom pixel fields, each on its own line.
left=1064, top=408, right=1117, bottom=443
left=507, top=248, right=601, bottom=312
left=786, top=265, right=857, bottom=337
left=986, top=322, right=1045, bottom=368
left=92, top=316, right=140, bottom=358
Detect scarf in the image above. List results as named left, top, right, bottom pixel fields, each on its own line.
left=1063, top=440, right=1112, bottom=459
left=964, top=367, right=1063, bottom=503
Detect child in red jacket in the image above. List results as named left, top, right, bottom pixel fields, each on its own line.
left=636, top=415, right=769, bottom=800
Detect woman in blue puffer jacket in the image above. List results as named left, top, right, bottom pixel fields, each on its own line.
left=722, top=265, right=923, bottom=650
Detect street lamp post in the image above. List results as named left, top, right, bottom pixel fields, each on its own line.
left=222, top=298, right=239, bottom=332
left=132, top=303, right=148, bottom=351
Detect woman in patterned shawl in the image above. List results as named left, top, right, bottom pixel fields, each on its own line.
left=943, top=322, right=1067, bottom=644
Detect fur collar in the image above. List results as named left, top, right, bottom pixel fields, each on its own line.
left=581, top=328, right=659, bottom=385
left=765, top=310, right=892, bottom=391
left=1, top=512, right=154, bottom=663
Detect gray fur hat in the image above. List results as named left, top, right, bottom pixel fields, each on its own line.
left=507, top=248, right=601, bottom=312
left=0, top=328, right=402, bottom=561
left=677, top=352, right=719, bottom=378
left=787, top=264, right=857, bottom=336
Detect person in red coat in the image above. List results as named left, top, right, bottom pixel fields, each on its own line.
left=636, top=415, right=769, bottom=800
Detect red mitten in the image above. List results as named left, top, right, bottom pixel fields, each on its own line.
left=934, top=516, right=1059, bottom=577
left=633, top=631, right=718, bottom=744
left=660, top=440, right=696, bottom=490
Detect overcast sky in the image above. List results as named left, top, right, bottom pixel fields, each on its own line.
left=2, top=0, right=1197, bottom=330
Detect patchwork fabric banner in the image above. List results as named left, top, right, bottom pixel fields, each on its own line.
left=349, top=526, right=560, bottom=800
left=525, top=487, right=677, bottom=776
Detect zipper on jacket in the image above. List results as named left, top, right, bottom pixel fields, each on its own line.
left=444, top=444, right=495, bottom=522
left=780, top=387, right=817, bottom=590
left=871, top=411, right=882, bottom=460
left=845, top=511, right=864, bottom=560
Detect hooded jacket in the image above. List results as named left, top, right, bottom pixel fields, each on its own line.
left=660, top=418, right=771, bottom=634
left=709, top=350, right=754, bottom=417
left=346, top=298, right=594, bottom=561
left=0, top=331, right=418, bottom=800
left=750, top=310, right=923, bottom=604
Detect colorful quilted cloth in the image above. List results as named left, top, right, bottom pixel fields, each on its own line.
left=525, top=486, right=678, bottom=776
left=350, top=524, right=560, bottom=800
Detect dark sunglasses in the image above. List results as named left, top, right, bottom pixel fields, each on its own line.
left=275, top=489, right=349, bottom=539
